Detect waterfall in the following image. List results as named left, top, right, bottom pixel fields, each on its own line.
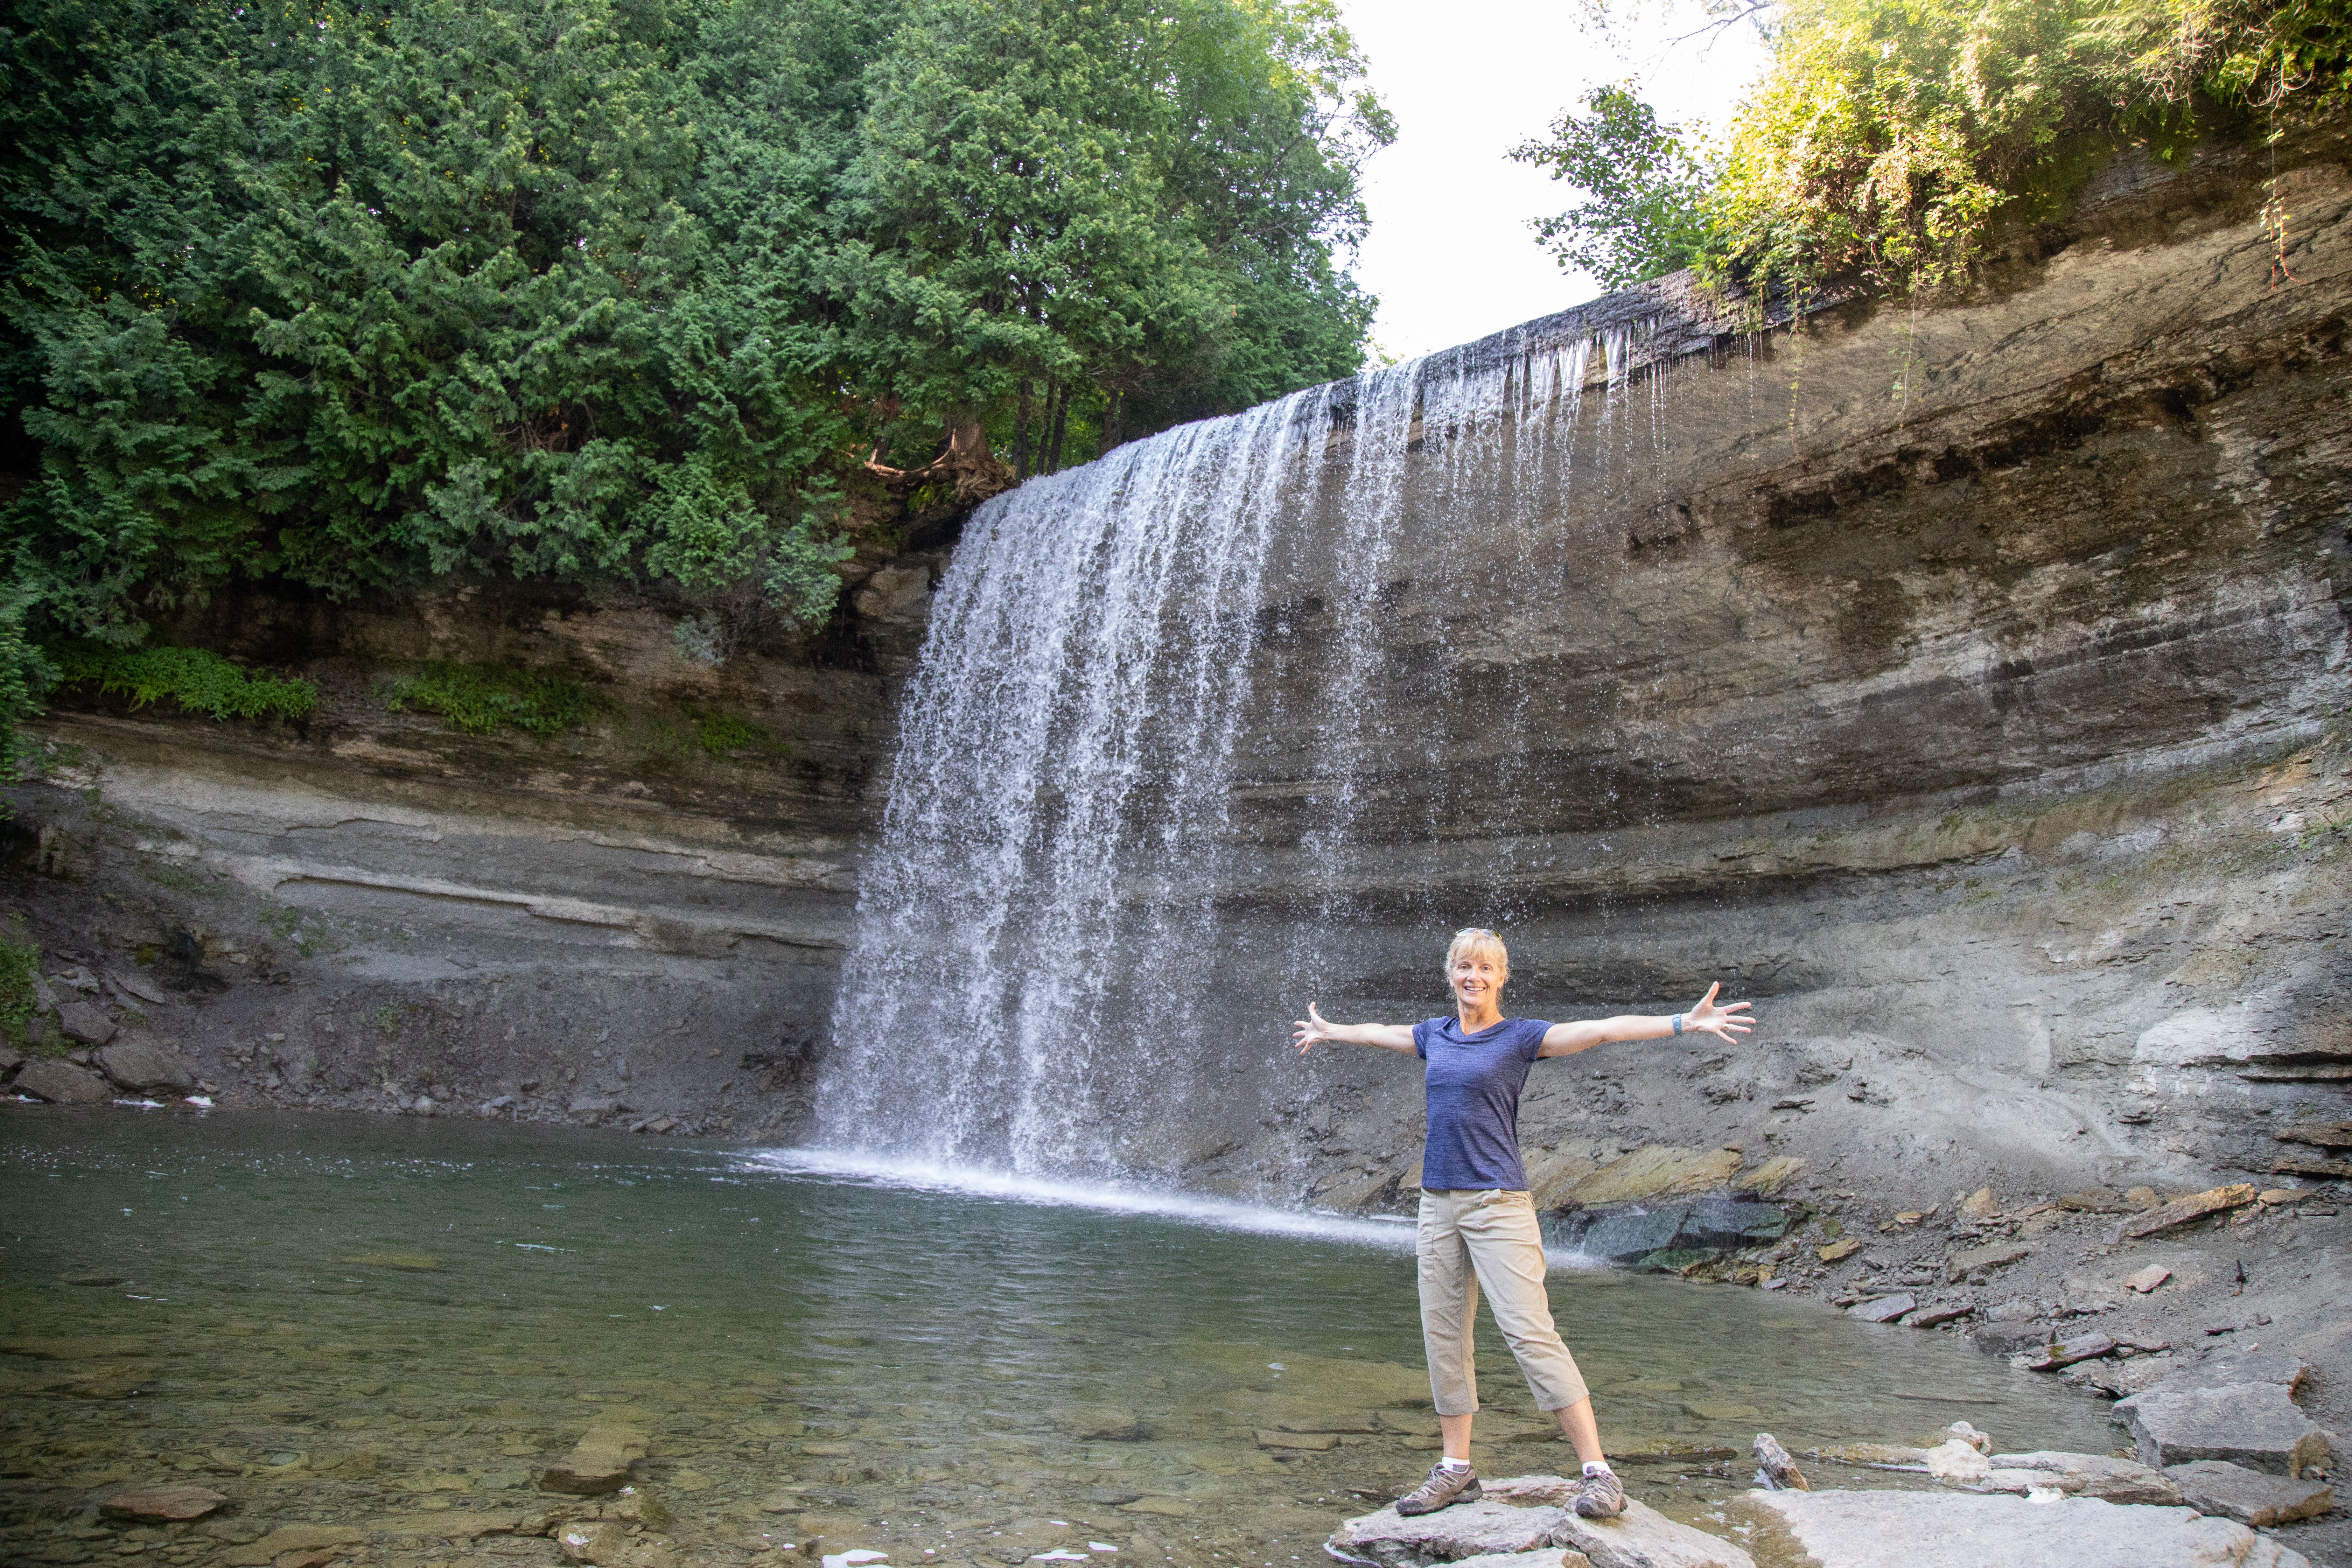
left=820, top=312, right=1673, bottom=1176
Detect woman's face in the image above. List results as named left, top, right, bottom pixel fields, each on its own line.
left=1450, top=950, right=1507, bottom=1009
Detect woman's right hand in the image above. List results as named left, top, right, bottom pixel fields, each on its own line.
left=1292, top=1001, right=1336, bottom=1054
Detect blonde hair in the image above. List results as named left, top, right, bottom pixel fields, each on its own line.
left=1444, top=926, right=1510, bottom=982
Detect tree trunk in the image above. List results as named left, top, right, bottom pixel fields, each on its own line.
left=1045, top=383, right=1068, bottom=473
left=1013, top=380, right=1034, bottom=480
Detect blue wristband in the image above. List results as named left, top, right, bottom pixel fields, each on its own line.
left=1672, top=1014, right=1684, bottom=1035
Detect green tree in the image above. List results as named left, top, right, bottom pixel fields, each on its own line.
left=1511, top=83, right=1713, bottom=289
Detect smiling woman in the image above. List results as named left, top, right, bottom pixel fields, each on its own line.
left=1293, top=926, right=1752, bottom=1519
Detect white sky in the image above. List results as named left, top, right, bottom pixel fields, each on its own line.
left=1336, top=0, right=1772, bottom=360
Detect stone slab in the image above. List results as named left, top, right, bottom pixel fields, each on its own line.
left=540, top=1424, right=648, bottom=1494
left=1972, top=1452, right=2179, bottom=1504
left=1847, top=1294, right=1914, bottom=1323
left=1735, top=1489, right=2312, bottom=1568
left=1444, top=1553, right=1588, bottom=1568
left=2164, top=1460, right=2335, bottom=1526
left=2118, top=1184, right=2257, bottom=1240
left=1552, top=1497, right=1755, bottom=1568
left=15, top=1057, right=113, bottom=1103
left=1327, top=1500, right=1570, bottom=1568
left=2113, top=1383, right=2331, bottom=1476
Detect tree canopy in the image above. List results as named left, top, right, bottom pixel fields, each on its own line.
left=0, top=0, right=1389, bottom=673
left=1519, top=0, right=2352, bottom=298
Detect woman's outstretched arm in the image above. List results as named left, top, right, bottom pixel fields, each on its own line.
left=1292, top=1001, right=1417, bottom=1055
left=1536, top=981, right=1753, bottom=1058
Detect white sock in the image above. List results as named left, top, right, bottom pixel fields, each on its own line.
left=1440, top=1456, right=1471, bottom=1471
left=1583, top=1460, right=1614, bottom=1478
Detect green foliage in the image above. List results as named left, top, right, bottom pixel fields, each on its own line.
left=1512, top=84, right=1714, bottom=289
left=0, top=615, right=45, bottom=799
left=692, top=710, right=783, bottom=756
left=0, top=914, right=37, bottom=1044
left=384, top=662, right=605, bottom=738
left=0, top=0, right=1385, bottom=657
left=48, top=641, right=317, bottom=720
left=1542, top=0, right=2352, bottom=299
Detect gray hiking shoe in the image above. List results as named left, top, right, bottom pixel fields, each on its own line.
left=1573, top=1468, right=1626, bottom=1518
left=1395, top=1461, right=1482, bottom=1516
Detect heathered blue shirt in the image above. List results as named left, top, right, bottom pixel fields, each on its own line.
left=1413, top=1015, right=1552, bottom=1191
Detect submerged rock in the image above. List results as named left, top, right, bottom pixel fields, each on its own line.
left=1734, top=1489, right=2313, bottom=1568
left=100, top=1484, right=228, bottom=1521
left=216, top=1525, right=369, bottom=1567
left=541, top=1424, right=649, bottom=1494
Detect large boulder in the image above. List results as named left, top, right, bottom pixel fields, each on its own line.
left=1328, top=1484, right=1752, bottom=1568
left=1546, top=1195, right=1789, bottom=1270
left=55, top=1001, right=117, bottom=1046
left=2114, top=1379, right=2332, bottom=1477
left=96, top=1038, right=198, bottom=1093
left=14, top=1057, right=113, bottom=1104
left=1734, top=1490, right=2311, bottom=1568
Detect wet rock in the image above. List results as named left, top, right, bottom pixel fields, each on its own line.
left=2113, top=1383, right=2332, bottom=1476
left=1735, top=1489, right=2314, bottom=1568
left=1847, top=1294, right=1913, bottom=1323
left=541, top=1424, right=649, bottom=1494
left=15, top=1057, right=113, bottom=1103
left=2117, top=1184, right=2258, bottom=1240
left=1256, top=1430, right=1338, bottom=1450
left=2163, top=1460, right=2334, bottom=1526
left=1753, top=1435, right=1808, bottom=1491
left=100, top=1484, right=228, bottom=1521
left=1326, top=1499, right=1570, bottom=1567
left=1552, top=1495, right=1756, bottom=1568
left=96, top=1038, right=198, bottom=1093
left=1806, top=1443, right=1927, bottom=1469
left=56, top=1000, right=117, bottom=1046
left=560, top=1520, right=629, bottom=1564
left=1548, top=1197, right=1788, bottom=1271
left=1061, top=1406, right=1150, bottom=1441
left=217, top=1525, right=369, bottom=1567
left=2019, top=1332, right=2115, bottom=1371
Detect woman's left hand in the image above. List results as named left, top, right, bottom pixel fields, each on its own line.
left=1683, top=982, right=1753, bottom=1043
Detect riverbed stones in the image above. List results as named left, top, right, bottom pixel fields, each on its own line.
left=15, top=1056, right=112, bottom=1103
left=1326, top=1499, right=1570, bottom=1567
left=96, top=1037, right=198, bottom=1093
left=1735, top=1491, right=2313, bottom=1567
left=217, top=1524, right=369, bottom=1566
left=2163, top=1460, right=2335, bottom=1526
left=541, top=1424, right=649, bottom=1494
left=100, top=1483, right=228, bottom=1521
left=1255, top=1430, right=1338, bottom=1450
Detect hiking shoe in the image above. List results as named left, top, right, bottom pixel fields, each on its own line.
left=1573, top=1468, right=1626, bottom=1519
left=1395, top=1462, right=1482, bottom=1516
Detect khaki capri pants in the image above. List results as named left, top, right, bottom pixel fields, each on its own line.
left=1417, top=1188, right=1590, bottom=1416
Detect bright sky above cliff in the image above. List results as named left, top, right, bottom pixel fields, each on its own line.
left=1339, top=0, right=1771, bottom=360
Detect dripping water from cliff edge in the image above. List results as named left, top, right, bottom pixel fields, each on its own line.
left=815, top=320, right=1659, bottom=1179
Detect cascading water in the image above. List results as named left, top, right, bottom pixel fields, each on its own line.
left=820, top=310, right=1678, bottom=1176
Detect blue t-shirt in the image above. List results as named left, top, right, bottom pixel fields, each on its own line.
left=1414, top=1016, right=1551, bottom=1191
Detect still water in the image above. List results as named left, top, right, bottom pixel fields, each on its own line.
left=0, top=1108, right=2113, bottom=1567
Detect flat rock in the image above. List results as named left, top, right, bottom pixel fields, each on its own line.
left=14, top=1057, right=113, bottom=1103
left=55, top=1000, right=118, bottom=1045
left=1443, top=1552, right=1587, bottom=1568
left=1734, top=1489, right=2313, bottom=1568
left=370, top=1510, right=527, bottom=1537
left=2118, top=1184, right=2257, bottom=1240
left=1975, top=1452, right=2179, bottom=1504
left=1563, top=1147, right=1742, bottom=1207
left=2124, top=1264, right=2171, bottom=1294
left=2152, top=1350, right=2311, bottom=1397
left=1327, top=1500, right=1570, bottom=1567
left=108, top=968, right=173, bottom=1006
left=96, top=1038, right=198, bottom=1093
left=1553, top=1496, right=1755, bottom=1568
left=1847, top=1294, right=1914, bottom=1323
left=2019, top=1332, right=2115, bottom=1371
left=1946, top=1241, right=2030, bottom=1279
left=100, top=1484, right=229, bottom=1521
left=2164, top=1460, right=2335, bottom=1526
left=217, top=1525, right=370, bottom=1567
left=540, top=1424, right=648, bottom=1494
left=2113, top=1383, right=2331, bottom=1476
